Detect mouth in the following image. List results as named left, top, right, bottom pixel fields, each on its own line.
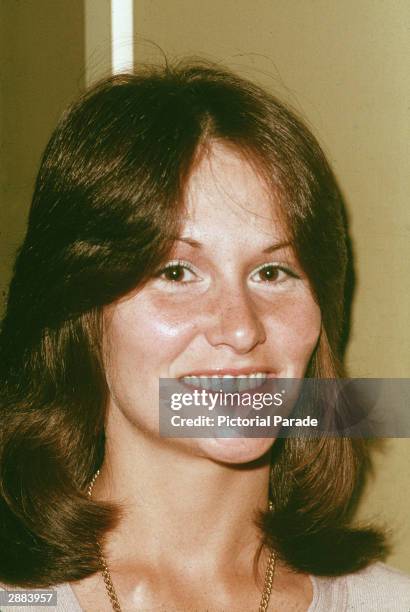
left=179, top=371, right=274, bottom=393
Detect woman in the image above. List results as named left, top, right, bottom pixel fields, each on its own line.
left=0, top=61, right=409, bottom=611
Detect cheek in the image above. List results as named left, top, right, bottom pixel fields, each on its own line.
left=104, top=296, right=200, bottom=376
left=265, top=293, right=321, bottom=363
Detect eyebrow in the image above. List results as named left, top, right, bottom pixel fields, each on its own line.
left=176, top=237, right=292, bottom=253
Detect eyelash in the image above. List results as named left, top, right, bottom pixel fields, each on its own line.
left=155, top=260, right=299, bottom=285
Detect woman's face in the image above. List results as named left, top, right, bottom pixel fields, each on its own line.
left=103, top=143, right=321, bottom=464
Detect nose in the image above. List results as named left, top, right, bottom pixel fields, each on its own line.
left=204, top=287, right=266, bottom=354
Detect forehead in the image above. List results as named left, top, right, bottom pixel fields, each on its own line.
left=182, top=142, right=287, bottom=242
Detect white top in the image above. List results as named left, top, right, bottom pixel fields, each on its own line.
left=1, top=562, right=410, bottom=611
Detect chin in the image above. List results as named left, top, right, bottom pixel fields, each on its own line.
left=198, top=436, right=275, bottom=465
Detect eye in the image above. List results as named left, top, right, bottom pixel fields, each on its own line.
left=157, top=261, right=199, bottom=283
left=250, top=263, right=298, bottom=284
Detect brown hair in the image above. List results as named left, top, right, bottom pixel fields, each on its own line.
left=0, top=60, right=385, bottom=587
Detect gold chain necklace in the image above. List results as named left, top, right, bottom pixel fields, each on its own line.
left=87, top=470, right=276, bottom=612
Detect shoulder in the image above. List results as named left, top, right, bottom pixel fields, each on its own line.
left=344, top=562, right=410, bottom=608
left=311, top=562, right=410, bottom=611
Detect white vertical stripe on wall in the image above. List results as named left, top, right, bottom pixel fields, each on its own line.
left=111, top=0, right=134, bottom=73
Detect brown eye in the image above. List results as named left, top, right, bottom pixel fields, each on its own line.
left=258, top=265, right=280, bottom=282
left=250, top=263, right=298, bottom=285
left=158, top=262, right=199, bottom=283
left=163, top=265, right=185, bottom=281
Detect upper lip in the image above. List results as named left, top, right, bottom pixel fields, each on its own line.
left=178, top=367, right=276, bottom=377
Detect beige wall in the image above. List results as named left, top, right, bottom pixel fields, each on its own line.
left=0, top=0, right=85, bottom=305
left=135, top=0, right=410, bottom=571
left=1, top=0, right=409, bottom=572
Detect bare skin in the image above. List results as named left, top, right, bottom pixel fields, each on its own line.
left=71, top=143, right=320, bottom=611
left=72, top=557, right=312, bottom=611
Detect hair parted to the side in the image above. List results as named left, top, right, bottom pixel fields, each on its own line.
left=0, top=60, right=386, bottom=587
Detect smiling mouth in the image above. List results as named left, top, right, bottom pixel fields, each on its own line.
left=180, top=373, right=270, bottom=393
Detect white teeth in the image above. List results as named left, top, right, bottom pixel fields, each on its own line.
left=211, top=375, right=220, bottom=391
left=237, top=375, right=248, bottom=393
left=223, top=374, right=235, bottom=392
left=198, top=376, right=213, bottom=390
left=181, top=373, right=268, bottom=392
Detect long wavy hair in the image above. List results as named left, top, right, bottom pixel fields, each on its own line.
left=0, top=61, right=385, bottom=587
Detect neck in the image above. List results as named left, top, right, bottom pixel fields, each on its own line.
left=93, top=403, right=271, bottom=577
